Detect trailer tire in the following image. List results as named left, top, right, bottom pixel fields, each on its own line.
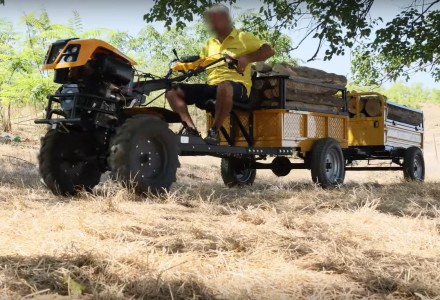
left=221, top=158, right=256, bottom=187
left=39, top=130, right=102, bottom=196
left=109, top=115, right=179, bottom=195
left=403, top=146, right=425, bottom=182
left=310, top=138, right=345, bottom=188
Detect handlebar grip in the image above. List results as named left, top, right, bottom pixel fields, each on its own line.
left=224, top=55, right=244, bottom=76
left=225, top=56, right=238, bottom=70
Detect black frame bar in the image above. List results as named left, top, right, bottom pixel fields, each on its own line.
left=35, top=93, right=119, bottom=125
left=346, top=167, right=403, bottom=171
left=219, top=109, right=254, bottom=147
left=178, top=135, right=293, bottom=158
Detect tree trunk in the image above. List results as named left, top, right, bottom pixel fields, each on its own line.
left=255, top=62, right=272, bottom=73
left=261, top=87, right=344, bottom=108
left=348, top=97, right=365, bottom=114
left=387, top=104, right=423, bottom=126
left=285, top=100, right=341, bottom=113
left=0, top=105, right=12, bottom=132
left=365, top=98, right=382, bottom=117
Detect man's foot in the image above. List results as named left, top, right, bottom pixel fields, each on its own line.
left=178, top=125, right=201, bottom=137
left=205, top=127, right=220, bottom=145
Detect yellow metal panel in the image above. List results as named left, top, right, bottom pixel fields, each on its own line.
left=347, top=92, right=423, bottom=149
left=348, top=117, right=385, bottom=146
left=347, top=92, right=386, bottom=147
left=254, top=110, right=282, bottom=140
left=208, top=109, right=348, bottom=151
left=42, top=39, right=136, bottom=70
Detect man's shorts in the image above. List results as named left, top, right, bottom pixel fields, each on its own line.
left=175, top=81, right=248, bottom=110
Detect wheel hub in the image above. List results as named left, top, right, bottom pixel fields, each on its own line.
left=136, top=138, right=164, bottom=178
left=413, top=156, right=423, bottom=178
left=324, top=148, right=341, bottom=183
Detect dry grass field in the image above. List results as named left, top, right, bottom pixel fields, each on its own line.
left=0, top=105, right=439, bottom=299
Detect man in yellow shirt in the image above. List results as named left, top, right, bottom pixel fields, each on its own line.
left=166, top=4, right=275, bottom=145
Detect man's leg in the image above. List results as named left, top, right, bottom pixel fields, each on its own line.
left=212, top=81, right=234, bottom=129
left=165, top=87, right=197, bottom=129
left=204, top=81, right=235, bottom=145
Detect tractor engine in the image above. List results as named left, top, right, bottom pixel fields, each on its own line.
left=42, top=38, right=136, bottom=126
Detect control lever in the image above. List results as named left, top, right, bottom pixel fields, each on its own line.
left=172, top=49, right=180, bottom=61
left=225, top=55, right=244, bottom=76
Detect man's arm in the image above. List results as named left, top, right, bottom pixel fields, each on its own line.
left=236, top=44, right=275, bottom=73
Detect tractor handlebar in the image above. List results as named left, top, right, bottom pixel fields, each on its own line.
left=167, top=54, right=240, bottom=80
left=135, top=55, right=241, bottom=97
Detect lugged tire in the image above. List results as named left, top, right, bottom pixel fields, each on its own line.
left=221, top=157, right=256, bottom=187
left=310, top=138, right=345, bottom=188
left=403, top=146, right=425, bottom=181
left=38, top=130, right=102, bottom=196
left=109, top=115, right=179, bottom=195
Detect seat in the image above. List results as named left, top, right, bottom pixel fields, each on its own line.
left=232, top=92, right=261, bottom=110
left=202, top=88, right=262, bottom=112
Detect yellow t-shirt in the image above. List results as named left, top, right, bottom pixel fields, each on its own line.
left=200, top=28, right=266, bottom=96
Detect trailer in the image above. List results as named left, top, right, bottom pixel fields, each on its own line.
left=35, top=38, right=424, bottom=196
left=345, top=92, right=424, bottom=180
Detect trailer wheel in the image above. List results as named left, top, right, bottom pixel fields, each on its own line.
left=109, top=115, right=179, bottom=195
left=39, top=130, right=102, bottom=196
left=310, top=138, right=345, bottom=188
left=221, top=158, right=256, bottom=187
left=403, top=147, right=425, bottom=182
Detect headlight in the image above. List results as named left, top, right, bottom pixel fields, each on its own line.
left=64, top=55, right=74, bottom=62
left=70, top=45, right=79, bottom=53
left=60, top=44, right=80, bottom=63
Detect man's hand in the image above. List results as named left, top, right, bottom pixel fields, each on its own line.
left=236, top=56, right=250, bottom=74
left=236, top=44, right=275, bottom=74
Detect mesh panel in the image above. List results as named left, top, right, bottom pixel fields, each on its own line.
left=283, top=113, right=304, bottom=138
left=328, top=118, right=345, bottom=139
left=307, top=116, right=326, bottom=137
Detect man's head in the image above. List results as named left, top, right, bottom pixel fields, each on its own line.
left=204, top=4, right=232, bottom=35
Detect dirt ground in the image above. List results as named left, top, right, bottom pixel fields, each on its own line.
left=0, top=105, right=439, bottom=299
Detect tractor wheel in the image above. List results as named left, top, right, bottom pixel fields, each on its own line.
left=310, top=138, right=345, bottom=188
left=109, top=115, right=179, bottom=195
left=38, top=130, right=102, bottom=196
left=221, top=157, right=256, bottom=187
left=271, top=156, right=291, bottom=177
left=403, top=146, right=425, bottom=181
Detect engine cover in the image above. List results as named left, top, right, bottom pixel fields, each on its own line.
left=94, top=54, right=134, bottom=85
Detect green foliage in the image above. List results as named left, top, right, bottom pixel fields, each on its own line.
left=0, top=12, right=118, bottom=131
left=145, top=0, right=375, bottom=62
left=145, top=0, right=440, bottom=84
left=352, top=4, right=440, bottom=85
left=348, top=82, right=440, bottom=108
left=237, top=12, right=297, bottom=65
left=0, top=12, right=69, bottom=107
